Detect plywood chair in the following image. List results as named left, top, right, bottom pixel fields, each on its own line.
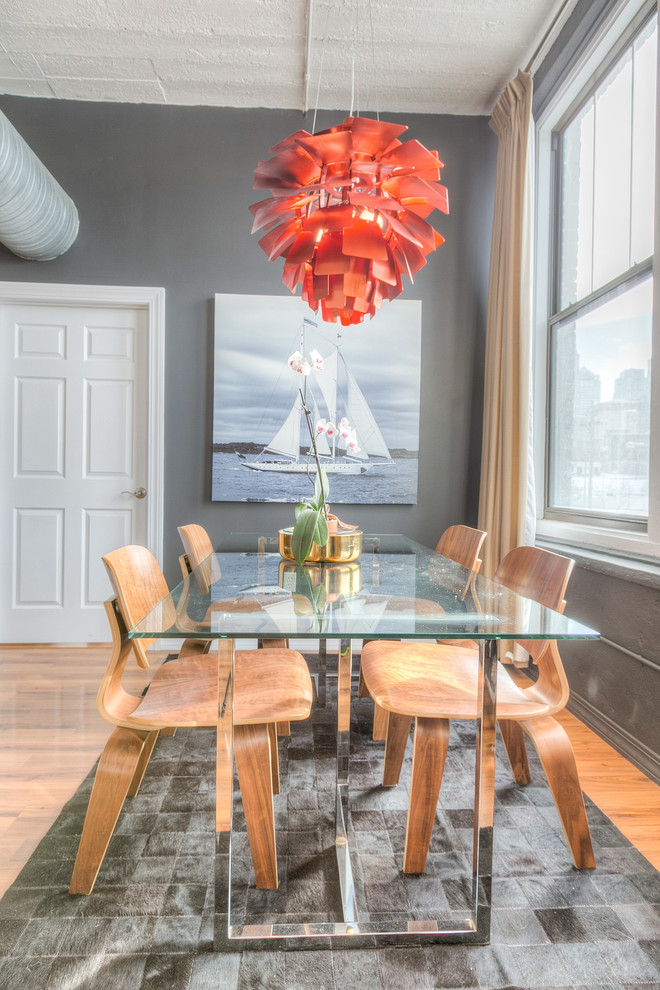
left=178, top=523, right=292, bottom=734
left=177, top=522, right=220, bottom=590
left=178, top=523, right=288, bottom=635
left=69, top=544, right=313, bottom=895
left=361, top=545, right=595, bottom=874
left=358, top=524, right=487, bottom=741
left=434, top=524, right=488, bottom=598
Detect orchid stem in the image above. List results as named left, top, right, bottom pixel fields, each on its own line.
left=299, top=387, right=329, bottom=519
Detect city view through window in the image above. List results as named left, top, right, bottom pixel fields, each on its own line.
left=549, top=279, right=652, bottom=517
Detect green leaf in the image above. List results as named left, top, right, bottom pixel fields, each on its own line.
left=313, top=470, right=323, bottom=507
left=291, top=507, right=320, bottom=564
left=312, top=466, right=330, bottom=509
left=313, top=512, right=328, bottom=548
left=294, top=502, right=310, bottom=520
left=312, top=584, right=328, bottom=612
left=319, top=465, right=330, bottom=502
left=294, top=565, right=315, bottom=599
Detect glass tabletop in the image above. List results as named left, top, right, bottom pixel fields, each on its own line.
left=130, top=534, right=599, bottom=642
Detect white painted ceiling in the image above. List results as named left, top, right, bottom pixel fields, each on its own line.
left=0, top=0, right=570, bottom=116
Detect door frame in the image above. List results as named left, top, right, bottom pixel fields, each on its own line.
left=0, top=280, right=165, bottom=564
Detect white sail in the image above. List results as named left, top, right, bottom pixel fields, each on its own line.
left=308, top=392, right=331, bottom=456
left=241, top=323, right=394, bottom=474
left=343, top=356, right=392, bottom=460
left=264, top=393, right=301, bottom=458
left=313, top=350, right=338, bottom=425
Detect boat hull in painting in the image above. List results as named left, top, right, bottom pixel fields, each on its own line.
left=239, top=457, right=372, bottom=476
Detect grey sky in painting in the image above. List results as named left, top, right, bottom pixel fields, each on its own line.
left=213, top=294, right=421, bottom=451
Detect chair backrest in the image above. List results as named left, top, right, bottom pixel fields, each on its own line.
left=103, top=544, right=175, bottom=669
left=178, top=524, right=214, bottom=569
left=177, top=523, right=220, bottom=592
left=436, top=524, right=487, bottom=572
left=494, top=545, right=575, bottom=709
left=436, top=524, right=487, bottom=600
left=494, top=545, right=573, bottom=614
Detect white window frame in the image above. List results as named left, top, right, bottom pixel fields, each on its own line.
left=534, top=0, right=660, bottom=560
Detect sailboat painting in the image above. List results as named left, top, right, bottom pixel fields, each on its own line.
left=212, top=293, right=421, bottom=504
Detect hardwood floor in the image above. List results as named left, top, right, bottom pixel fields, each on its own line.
left=1, top=645, right=659, bottom=898
left=555, top=707, right=660, bottom=869
left=0, top=644, right=153, bottom=897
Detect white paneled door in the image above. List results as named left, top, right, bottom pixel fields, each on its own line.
left=1, top=289, right=164, bottom=643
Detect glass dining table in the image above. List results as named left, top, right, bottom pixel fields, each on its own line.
left=129, top=533, right=599, bottom=950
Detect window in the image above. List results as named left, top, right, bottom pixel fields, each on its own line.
left=535, top=1, right=659, bottom=557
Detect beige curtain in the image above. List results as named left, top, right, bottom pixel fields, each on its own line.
left=478, top=70, right=535, bottom=578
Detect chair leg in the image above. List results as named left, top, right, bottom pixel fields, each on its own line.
left=403, top=717, right=449, bottom=874
left=373, top=702, right=389, bottom=741
left=234, top=722, right=278, bottom=889
left=69, top=726, right=150, bottom=894
left=383, top=713, right=412, bottom=786
left=357, top=664, right=370, bottom=698
left=127, top=730, right=160, bottom=796
left=160, top=727, right=177, bottom=737
left=498, top=720, right=531, bottom=785
left=521, top=716, right=596, bottom=869
left=276, top=721, right=290, bottom=736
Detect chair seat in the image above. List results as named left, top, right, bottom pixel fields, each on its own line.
left=361, top=641, right=550, bottom=720
left=129, top=649, right=313, bottom=729
left=383, top=600, right=476, bottom=647
left=384, top=597, right=441, bottom=614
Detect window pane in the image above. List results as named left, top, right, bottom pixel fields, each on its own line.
left=558, top=16, right=657, bottom=311
left=548, top=277, right=652, bottom=518
left=631, top=17, right=658, bottom=264
left=592, top=51, right=632, bottom=289
left=560, top=102, right=594, bottom=309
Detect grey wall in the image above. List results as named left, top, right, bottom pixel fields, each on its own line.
left=552, top=552, right=660, bottom=785
left=0, top=97, right=496, bottom=582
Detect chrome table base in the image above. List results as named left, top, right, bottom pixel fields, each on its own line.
left=214, top=639, right=497, bottom=951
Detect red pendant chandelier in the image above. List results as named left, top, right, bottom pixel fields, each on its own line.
left=249, top=115, right=449, bottom=326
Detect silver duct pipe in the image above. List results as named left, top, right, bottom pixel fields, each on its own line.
left=0, top=109, right=79, bottom=260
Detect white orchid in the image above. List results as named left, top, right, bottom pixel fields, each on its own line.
left=288, top=350, right=311, bottom=375
left=317, top=415, right=359, bottom=449
left=288, top=347, right=324, bottom=375
left=316, top=418, right=337, bottom=438
left=347, top=429, right=361, bottom=453
left=310, top=348, right=324, bottom=371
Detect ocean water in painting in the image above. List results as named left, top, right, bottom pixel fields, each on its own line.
left=212, top=450, right=419, bottom=504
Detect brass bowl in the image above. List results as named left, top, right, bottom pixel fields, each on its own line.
left=278, top=560, right=362, bottom=596
left=278, top=527, right=362, bottom=563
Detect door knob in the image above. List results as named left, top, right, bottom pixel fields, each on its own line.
left=121, top=487, right=147, bottom=499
